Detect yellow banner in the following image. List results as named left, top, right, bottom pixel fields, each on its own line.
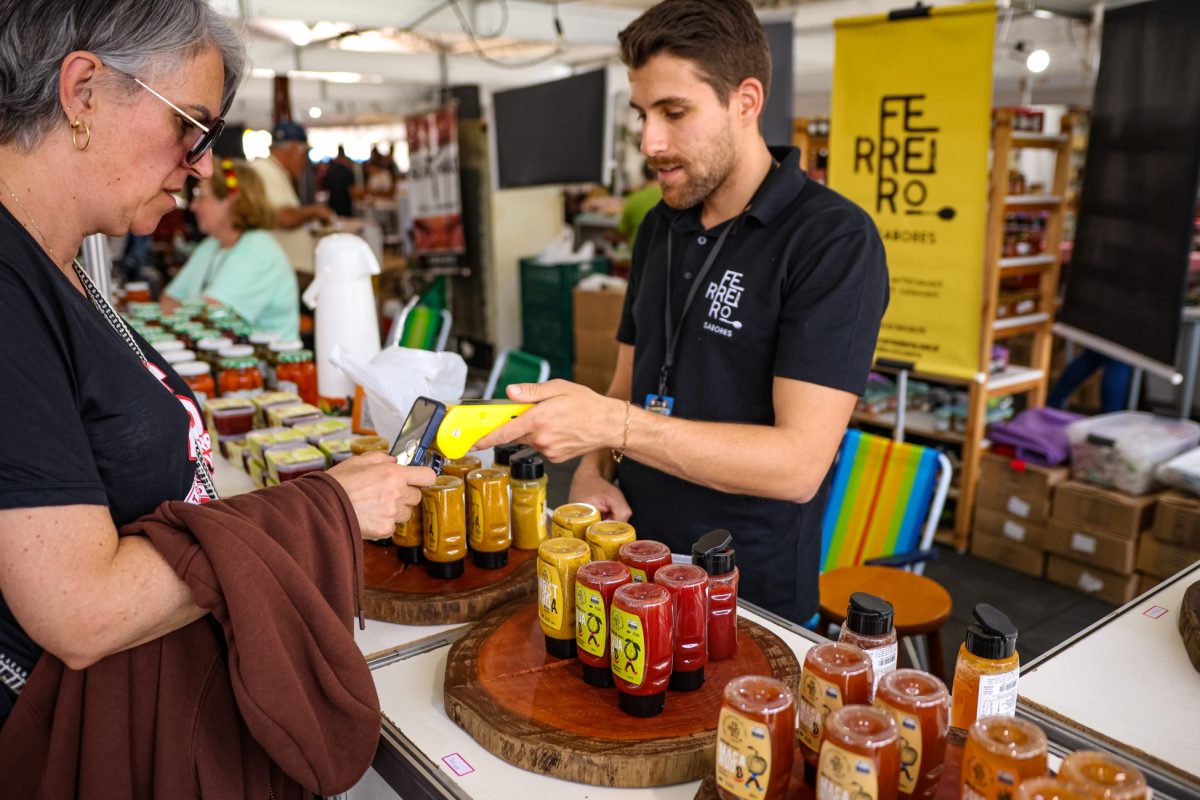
left=830, top=3, right=995, bottom=381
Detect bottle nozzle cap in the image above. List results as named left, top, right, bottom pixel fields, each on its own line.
left=846, top=592, right=894, bottom=636
left=691, top=529, right=735, bottom=575
left=965, top=603, right=1018, bottom=659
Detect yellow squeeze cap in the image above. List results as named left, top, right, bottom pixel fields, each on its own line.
left=436, top=402, right=533, bottom=459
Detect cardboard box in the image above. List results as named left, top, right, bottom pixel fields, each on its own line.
left=1045, top=555, right=1140, bottom=606
left=572, top=363, right=615, bottom=395
left=1045, top=521, right=1137, bottom=575
left=572, top=285, right=625, bottom=370
left=1136, top=572, right=1163, bottom=596
left=1152, top=491, right=1200, bottom=549
left=1136, top=532, right=1200, bottom=579
left=974, top=454, right=1067, bottom=522
left=1050, top=480, right=1157, bottom=540
left=973, top=506, right=1048, bottom=550
left=970, top=530, right=1046, bottom=577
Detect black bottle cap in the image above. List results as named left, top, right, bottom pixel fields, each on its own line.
left=425, top=558, right=465, bottom=580
left=691, top=529, right=736, bottom=575
left=964, top=603, right=1018, bottom=659
left=395, top=545, right=423, bottom=564
left=582, top=664, right=614, bottom=688
left=846, top=592, right=895, bottom=636
left=510, top=452, right=545, bottom=480
left=669, top=668, right=705, bottom=692
left=618, top=690, right=666, bottom=717
left=544, top=635, right=577, bottom=659
left=493, top=443, right=524, bottom=467
left=473, top=549, right=509, bottom=569
left=366, top=537, right=391, bottom=548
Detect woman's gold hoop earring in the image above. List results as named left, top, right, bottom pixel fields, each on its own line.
left=71, top=119, right=91, bottom=152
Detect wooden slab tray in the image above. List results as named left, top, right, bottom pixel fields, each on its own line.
left=693, top=741, right=964, bottom=800
left=444, top=597, right=802, bottom=788
left=362, top=543, right=538, bottom=625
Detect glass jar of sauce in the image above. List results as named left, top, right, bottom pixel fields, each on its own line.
left=874, top=669, right=949, bottom=799
left=716, top=675, right=796, bottom=800
left=442, top=455, right=482, bottom=482
left=818, top=706, right=902, bottom=800
left=349, top=435, right=389, bottom=456
left=1057, top=751, right=1148, bottom=800
left=218, top=356, right=264, bottom=399
left=961, top=716, right=1048, bottom=800
left=275, top=348, right=318, bottom=406
left=798, top=642, right=875, bottom=767
left=175, top=360, right=215, bottom=406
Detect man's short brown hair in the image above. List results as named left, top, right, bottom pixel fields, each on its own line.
left=618, top=0, right=771, bottom=105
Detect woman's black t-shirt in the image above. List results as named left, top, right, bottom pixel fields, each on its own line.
left=0, top=203, right=213, bottom=725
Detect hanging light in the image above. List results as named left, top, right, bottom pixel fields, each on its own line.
left=1026, top=48, right=1050, bottom=73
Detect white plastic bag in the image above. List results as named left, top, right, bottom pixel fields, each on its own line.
left=330, top=345, right=467, bottom=445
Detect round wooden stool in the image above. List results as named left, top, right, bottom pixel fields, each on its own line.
left=818, top=565, right=953, bottom=681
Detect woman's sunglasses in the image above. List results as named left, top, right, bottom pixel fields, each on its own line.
left=131, top=76, right=225, bottom=165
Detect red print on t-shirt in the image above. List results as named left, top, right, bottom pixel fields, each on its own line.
left=144, top=361, right=214, bottom=504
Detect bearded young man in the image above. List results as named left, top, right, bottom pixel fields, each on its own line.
left=477, top=0, right=889, bottom=624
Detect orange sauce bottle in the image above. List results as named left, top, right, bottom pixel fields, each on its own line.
left=874, top=669, right=949, bottom=799
left=510, top=453, right=548, bottom=550
left=392, top=496, right=424, bottom=564
left=586, top=520, right=637, bottom=561
left=1057, top=751, right=1149, bottom=800
left=839, top=592, right=898, bottom=700
left=818, top=705, right=902, bottom=800
left=422, top=475, right=467, bottom=579
left=618, top=539, right=672, bottom=583
left=715, top=675, right=796, bottom=800
left=574, top=560, right=632, bottom=687
left=551, top=502, right=600, bottom=539
left=798, top=642, right=874, bottom=769
left=466, top=467, right=511, bottom=569
left=1015, top=779, right=1090, bottom=800
left=961, top=716, right=1048, bottom=800
left=951, top=604, right=1020, bottom=734
left=537, top=537, right=590, bottom=658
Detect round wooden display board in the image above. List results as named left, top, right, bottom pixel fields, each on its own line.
left=362, top=543, right=538, bottom=625
left=443, top=597, right=802, bottom=788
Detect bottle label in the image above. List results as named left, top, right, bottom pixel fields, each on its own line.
left=797, top=671, right=843, bottom=752
left=818, top=741, right=879, bottom=800
left=537, top=559, right=564, bottom=632
left=975, top=668, right=1019, bottom=719
left=610, top=606, right=646, bottom=686
left=575, top=584, right=607, bottom=658
left=715, top=708, right=773, bottom=799
left=628, top=566, right=649, bottom=584
left=962, top=747, right=1019, bottom=800
left=552, top=521, right=580, bottom=539
left=423, top=496, right=438, bottom=552
left=468, top=484, right=484, bottom=546
left=867, top=643, right=898, bottom=697
left=874, top=699, right=923, bottom=795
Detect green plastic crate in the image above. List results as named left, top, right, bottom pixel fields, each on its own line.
left=519, top=256, right=609, bottom=371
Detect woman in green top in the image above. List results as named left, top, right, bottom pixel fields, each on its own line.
left=163, top=159, right=300, bottom=339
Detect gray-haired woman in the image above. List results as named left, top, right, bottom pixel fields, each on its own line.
left=0, top=0, right=432, bottom=777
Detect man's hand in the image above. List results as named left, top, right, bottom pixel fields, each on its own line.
left=569, top=468, right=632, bottom=521
left=472, top=380, right=625, bottom=463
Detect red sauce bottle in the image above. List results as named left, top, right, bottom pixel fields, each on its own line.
left=874, top=669, right=950, bottom=799
left=715, top=675, right=796, bottom=800
left=818, top=705, right=902, bottom=800
left=574, top=560, right=633, bottom=688
left=610, top=582, right=672, bottom=717
left=692, top=529, right=739, bottom=661
left=798, top=642, right=875, bottom=771
left=618, top=539, right=672, bottom=583
left=655, top=563, right=709, bottom=691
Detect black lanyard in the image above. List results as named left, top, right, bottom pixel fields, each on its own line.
left=659, top=216, right=738, bottom=397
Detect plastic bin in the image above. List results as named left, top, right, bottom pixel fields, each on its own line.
left=519, top=257, right=609, bottom=375
left=1156, top=447, right=1200, bottom=496
left=1066, top=411, right=1200, bottom=495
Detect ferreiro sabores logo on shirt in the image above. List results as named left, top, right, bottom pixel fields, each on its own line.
left=703, top=269, right=745, bottom=338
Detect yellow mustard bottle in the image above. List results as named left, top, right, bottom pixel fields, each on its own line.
left=422, top=475, right=467, bottom=579
left=441, top=455, right=481, bottom=482
left=537, top=537, right=590, bottom=658
left=552, top=502, right=601, bottom=540
left=467, top=467, right=511, bottom=569
left=391, top=497, right=424, bottom=564
left=510, top=452, right=548, bottom=550
left=586, top=520, right=637, bottom=562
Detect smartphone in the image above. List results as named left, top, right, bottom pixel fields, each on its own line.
left=391, top=397, right=448, bottom=473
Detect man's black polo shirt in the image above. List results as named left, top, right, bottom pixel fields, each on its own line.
left=615, top=145, right=889, bottom=623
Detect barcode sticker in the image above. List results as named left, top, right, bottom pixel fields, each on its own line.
left=1006, top=495, right=1031, bottom=518
left=442, top=753, right=475, bottom=777
left=976, top=669, right=1019, bottom=718
left=1002, top=520, right=1026, bottom=542
left=1070, top=532, right=1097, bottom=555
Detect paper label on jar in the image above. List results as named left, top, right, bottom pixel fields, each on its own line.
left=468, top=485, right=484, bottom=546
left=866, top=643, right=898, bottom=697
left=962, top=746, right=1019, bottom=800
left=797, top=671, right=843, bottom=752
left=818, top=741, right=879, bottom=800
left=715, top=708, right=773, bottom=800
left=422, top=496, right=438, bottom=552
left=537, top=559, right=565, bottom=632
left=975, top=668, right=1019, bottom=719
left=875, top=699, right=923, bottom=795
left=628, top=566, right=649, bottom=584
left=575, top=584, right=607, bottom=658
left=277, top=380, right=299, bottom=395
left=551, top=521, right=577, bottom=539
left=610, top=606, right=645, bottom=686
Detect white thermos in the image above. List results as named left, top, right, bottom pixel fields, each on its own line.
left=303, top=234, right=381, bottom=412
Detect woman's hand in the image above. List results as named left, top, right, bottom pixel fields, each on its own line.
left=327, top=452, right=436, bottom=540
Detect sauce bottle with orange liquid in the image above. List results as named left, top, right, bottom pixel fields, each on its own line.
left=797, top=642, right=874, bottom=773
left=960, top=715, right=1048, bottom=800
left=874, top=669, right=949, bottom=799
left=817, top=705, right=902, bottom=800
left=1057, top=750, right=1149, bottom=800
left=715, top=675, right=795, bottom=800
left=950, top=604, right=1020, bottom=734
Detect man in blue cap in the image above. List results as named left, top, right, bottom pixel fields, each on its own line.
left=251, top=120, right=333, bottom=278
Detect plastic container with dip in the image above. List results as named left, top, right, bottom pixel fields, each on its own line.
left=574, top=560, right=632, bottom=687
left=318, top=436, right=353, bottom=466
left=266, top=445, right=327, bottom=483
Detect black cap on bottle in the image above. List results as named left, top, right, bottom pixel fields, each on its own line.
left=964, top=603, right=1018, bottom=659
left=669, top=668, right=705, bottom=692
left=493, top=443, right=524, bottom=467
left=691, top=529, right=736, bottom=575
left=511, top=452, right=545, bottom=480
left=366, top=537, right=391, bottom=548
left=473, top=549, right=509, bottom=569
left=426, top=558, right=465, bottom=580
left=582, top=664, right=614, bottom=687
left=846, top=592, right=894, bottom=636
left=544, top=635, right=577, bottom=659
left=618, top=690, right=666, bottom=717
left=395, top=545, right=423, bottom=565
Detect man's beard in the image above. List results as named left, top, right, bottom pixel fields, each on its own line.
left=652, top=122, right=737, bottom=210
